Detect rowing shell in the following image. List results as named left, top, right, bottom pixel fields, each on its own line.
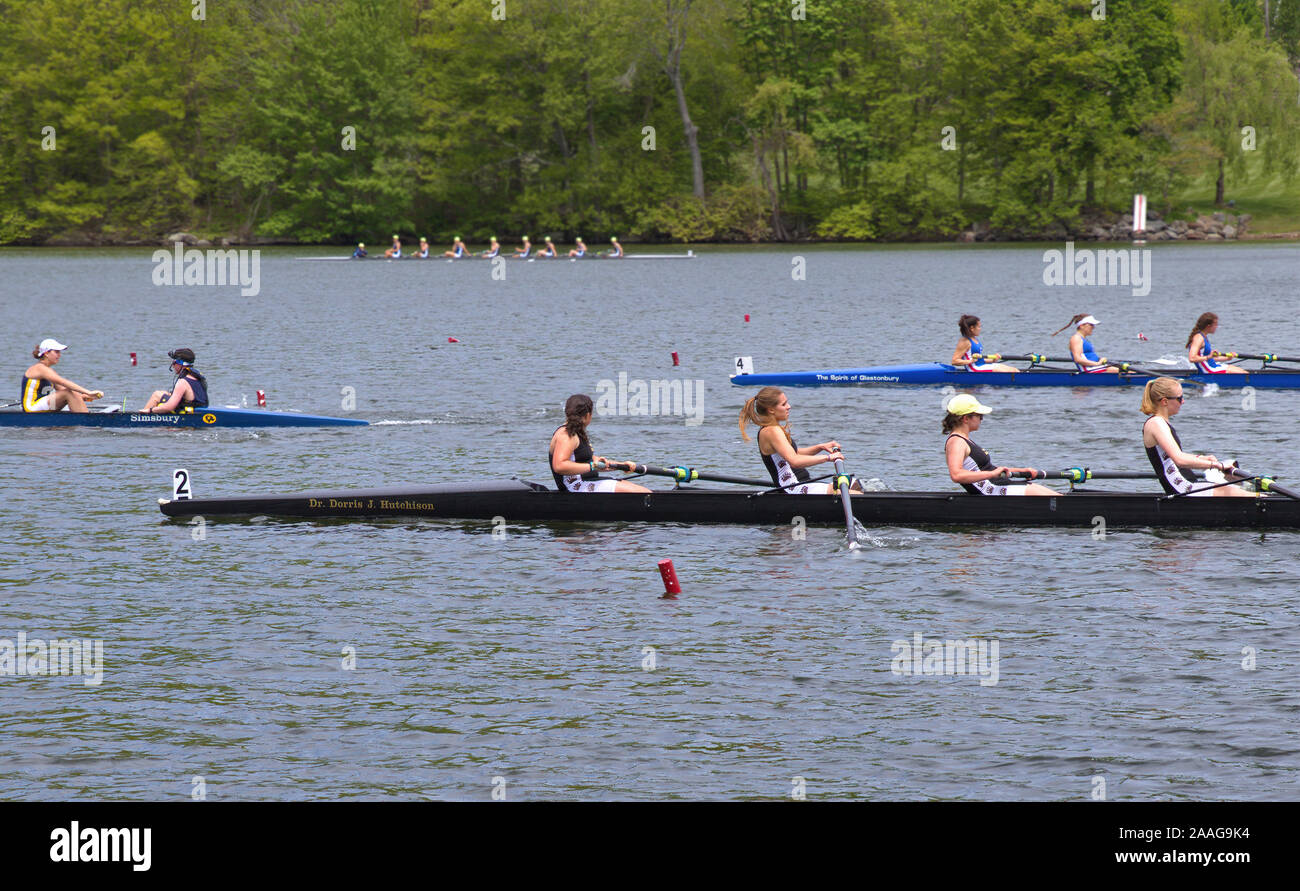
left=296, top=251, right=696, bottom=262
left=731, top=362, right=1300, bottom=389
left=158, top=479, right=1300, bottom=529
left=1, top=407, right=367, bottom=428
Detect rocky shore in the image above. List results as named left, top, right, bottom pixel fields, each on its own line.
left=958, top=209, right=1253, bottom=243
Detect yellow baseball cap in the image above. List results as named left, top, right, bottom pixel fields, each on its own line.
left=947, top=394, right=993, bottom=416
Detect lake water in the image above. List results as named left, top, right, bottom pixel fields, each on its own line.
left=1, top=242, right=1298, bottom=800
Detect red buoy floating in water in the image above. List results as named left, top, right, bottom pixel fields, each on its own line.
left=256, top=390, right=266, bottom=407
left=129, top=352, right=137, bottom=366
left=671, top=351, right=679, bottom=367
left=448, top=337, right=459, bottom=343
left=658, top=559, right=681, bottom=597
left=744, top=314, right=750, bottom=322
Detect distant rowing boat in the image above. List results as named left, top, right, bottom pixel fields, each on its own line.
left=1, top=407, right=367, bottom=428
left=157, top=479, right=1300, bottom=529
left=296, top=250, right=697, bottom=262
left=731, top=361, right=1300, bottom=389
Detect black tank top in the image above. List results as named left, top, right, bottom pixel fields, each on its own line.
left=550, top=426, right=599, bottom=491
left=946, top=433, right=994, bottom=495
left=760, top=430, right=812, bottom=486
left=177, top=372, right=209, bottom=407
left=1144, top=417, right=1186, bottom=495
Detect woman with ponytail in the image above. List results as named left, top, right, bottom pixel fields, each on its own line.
left=548, top=394, right=650, bottom=493
left=1051, top=313, right=1117, bottom=374
left=21, top=339, right=103, bottom=412
left=738, top=387, right=863, bottom=495
left=941, top=394, right=1056, bottom=495
left=1186, top=312, right=1247, bottom=375
left=1140, top=377, right=1254, bottom=497
left=951, top=314, right=1017, bottom=373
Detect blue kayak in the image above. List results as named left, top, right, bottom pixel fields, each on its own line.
left=730, top=362, right=1300, bottom=389
left=0, top=407, right=368, bottom=428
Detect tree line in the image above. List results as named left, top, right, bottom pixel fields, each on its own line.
left=1, top=0, right=1298, bottom=245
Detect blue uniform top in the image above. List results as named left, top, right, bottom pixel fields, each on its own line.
left=1197, top=334, right=1222, bottom=370
left=1076, top=336, right=1100, bottom=370
left=967, top=336, right=986, bottom=368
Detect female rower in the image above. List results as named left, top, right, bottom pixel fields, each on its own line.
left=385, top=235, right=402, bottom=259
left=951, top=314, right=1017, bottom=373
left=143, top=348, right=209, bottom=413
left=535, top=236, right=558, bottom=259
left=512, top=236, right=531, bottom=258
left=352, top=242, right=367, bottom=258
left=1141, top=377, right=1253, bottom=497
left=21, top=339, right=103, bottom=412
left=568, top=237, right=588, bottom=258
left=1186, top=312, right=1247, bottom=374
left=943, top=394, right=1056, bottom=495
left=549, top=394, right=650, bottom=494
left=443, top=236, right=468, bottom=258
left=1051, top=313, right=1117, bottom=373
left=481, top=236, right=500, bottom=258
left=739, top=387, right=864, bottom=494
left=605, top=236, right=623, bottom=258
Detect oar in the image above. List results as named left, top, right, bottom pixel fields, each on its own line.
left=991, top=469, right=1164, bottom=484
left=1227, top=467, right=1300, bottom=500
left=1223, top=353, right=1300, bottom=364
left=619, top=463, right=776, bottom=488
left=972, top=353, right=1047, bottom=364
left=832, top=457, right=860, bottom=549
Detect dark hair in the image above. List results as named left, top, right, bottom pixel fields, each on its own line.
left=941, top=412, right=968, bottom=434
left=1186, top=312, right=1218, bottom=348
left=564, top=394, right=594, bottom=441
left=168, top=348, right=196, bottom=363
left=958, top=314, right=980, bottom=338
left=1051, top=313, right=1089, bottom=336
left=169, top=347, right=206, bottom=384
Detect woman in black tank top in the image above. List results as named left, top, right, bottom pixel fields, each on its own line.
left=942, top=394, right=1056, bottom=495
left=143, top=348, right=209, bottom=413
left=548, top=394, right=650, bottom=493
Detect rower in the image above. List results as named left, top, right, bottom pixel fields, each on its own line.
left=943, top=394, right=1056, bottom=495
left=1052, top=313, right=1118, bottom=373
left=20, top=339, right=103, bottom=413
left=549, top=394, right=650, bottom=493
left=568, top=237, right=588, bottom=258
left=535, top=236, right=558, bottom=259
left=385, top=235, right=402, bottom=259
left=143, top=348, right=209, bottom=413
left=605, top=236, right=623, bottom=258
left=951, top=314, right=1017, bottom=373
left=739, top=387, right=864, bottom=494
left=443, top=236, right=468, bottom=259
left=1141, top=377, right=1254, bottom=497
left=352, top=242, right=367, bottom=258
left=481, top=236, right=500, bottom=258
left=512, top=236, right=531, bottom=258
left=414, top=237, right=430, bottom=258
left=1187, top=312, right=1247, bottom=374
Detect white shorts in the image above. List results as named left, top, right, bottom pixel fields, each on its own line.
left=973, top=482, right=1027, bottom=496
left=783, top=482, right=835, bottom=495
left=563, top=477, right=619, bottom=493
left=26, top=394, right=59, bottom=412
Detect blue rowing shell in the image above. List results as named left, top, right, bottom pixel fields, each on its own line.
left=0, top=407, right=368, bottom=428
left=731, top=362, right=1300, bottom=389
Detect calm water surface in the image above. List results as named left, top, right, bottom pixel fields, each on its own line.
left=1, top=243, right=1298, bottom=800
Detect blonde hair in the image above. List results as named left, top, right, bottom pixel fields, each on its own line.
left=1141, top=377, right=1183, bottom=415
left=739, top=386, right=791, bottom=442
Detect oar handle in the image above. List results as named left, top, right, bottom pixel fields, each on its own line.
left=1232, top=353, right=1300, bottom=364
left=1228, top=467, right=1300, bottom=500
left=625, top=463, right=775, bottom=488
left=973, top=353, right=1047, bottom=363
left=832, top=458, right=859, bottom=548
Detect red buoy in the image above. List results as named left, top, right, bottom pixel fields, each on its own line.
left=658, top=559, right=681, bottom=596
left=256, top=389, right=266, bottom=407
left=744, top=314, right=750, bottom=322
left=448, top=337, right=459, bottom=343
left=129, top=352, right=137, bottom=366
left=671, top=351, right=679, bottom=367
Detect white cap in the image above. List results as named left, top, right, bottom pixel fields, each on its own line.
left=37, top=338, right=68, bottom=356
left=1078, top=315, right=1100, bottom=327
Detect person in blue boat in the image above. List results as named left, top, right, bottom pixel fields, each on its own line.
left=943, top=394, right=1056, bottom=495
left=549, top=394, right=650, bottom=493
left=443, top=236, right=468, bottom=258
left=20, top=339, right=103, bottom=413
left=1052, top=313, right=1118, bottom=374
left=1186, top=312, right=1247, bottom=375
left=568, top=236, right=588, bottom=258
left=481, top=235, right=501, bottom=258
left=739, top=387, right=866, bottom=495
left=352, top=242, right=367, bottom=258
left=143, top=348, right=209, bottom=413
left=951, top=314, right=1017, bottom=373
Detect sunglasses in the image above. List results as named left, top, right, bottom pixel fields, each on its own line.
left=1163, top=395, right=1185, bottom=404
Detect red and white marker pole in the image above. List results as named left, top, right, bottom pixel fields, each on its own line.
left=256, top=390, right=266, bottom=407
left=671, top=351, right=679, bottom=367
left=129, top=352, right=137, bottom=366
left=658, top=559, right=681, bottom=597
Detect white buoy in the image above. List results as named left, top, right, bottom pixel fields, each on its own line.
left=1132, top=193, right=1147, bottom=244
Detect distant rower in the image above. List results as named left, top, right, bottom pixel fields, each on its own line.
left=481, top=236, right=501, bottom=258
left=21, top=339, right=103, bottom=413
left=549, top=394, right=650, bottom=493
left=352, top=242, right=367, bottom=258
left=739, top=387, right=864, bottom=495
left=444, top=236, right=468, bottom=258
left=568, top=237, right=588, bottom=258
left=143, top=348, right=209, bottom=413
left=385, top=235, right=402, bottom=259
left=535, top=236, right=558, bottom=258
left=952, top=314, right=1017, bottom=373
left=1052, top=313, right=1118, bottom=373
left=414, top=237, right=430, bottom=258
left=512, top=236, right=531, bottom=258
left=604, top=236, right=623, bottom=258
left=1186, top=312, right=1247, bottom=375
left=943, top=394, right=1055, bottom=495
left=1141, top=377, right=1253, bottom=496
